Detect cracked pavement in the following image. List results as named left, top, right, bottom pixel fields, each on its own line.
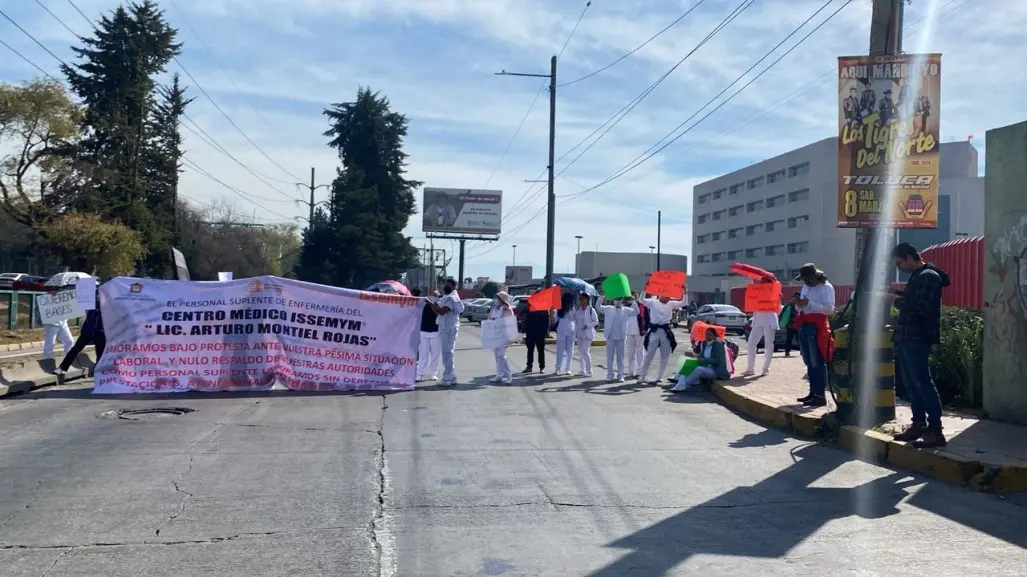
left=0, top=325, right=1024, bottom=576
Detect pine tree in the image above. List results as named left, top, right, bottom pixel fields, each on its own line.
left=61, top=0, right=181, bottom=274
left=297, top=87, right=421, bottom=288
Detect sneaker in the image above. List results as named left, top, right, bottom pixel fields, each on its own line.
left=761, top=369, right=770, bottom=376
left=802, top=373, right=809, bottom=381
left=522, top=367, right=533, bottom=374
left=584, top=372, right=593, bottom=378
left=669, top=383, right=696, bottom=392
left=784, top=352, right=791, bottom=357
left=439, top=380, right=455, bottom=387
left=742, top=370, right=755, bottom=377
left=893, top=424, right=928, bottom=443
left=796, top=395, right=813, bottom=403
left=802, top=396, right=827, bottom=408
left=501, top=377, right=513, bottom=385
left=574, top=372, right=585, bottom=377
left=489, top=376, right=503, bottom=383
left=539, top=367, right=546, bottom=373
left=607, top=376, right=615, bottom=383
left=618, top=377, right=625, bottom=382
left=914, top=428, right=947, bottom=448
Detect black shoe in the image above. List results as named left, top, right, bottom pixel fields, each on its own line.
left=914, top=428, right=947, bottom=448
left=802, top=396, right=827, bottom=407
left=796, top=395, right=813, bottom=403
left=522, top=367, right=533, bottom=374
left=893, top=424, right=927, bottom=443
left=539, top=367, right=545, bottom=373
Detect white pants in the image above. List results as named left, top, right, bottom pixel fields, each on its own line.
left=576, top=336, right=593, bottom=375
left=43, top=322, right=74, bottom=360
left=746, top=325, right=776, bottom=373
left=493, top=346, right=512, bottom=379
left=677, top=365, right=717, bottom=388
left=416, top=332, right=440, bottom=380
left=605, top=338, right=625, bottom=379
left=438, top=329, right=458, bottom=383
left=625, top=334, right=644, bottom=376
left=555, top=333, right=574, bottom=373
left=639, top=328, right=672, bottom=382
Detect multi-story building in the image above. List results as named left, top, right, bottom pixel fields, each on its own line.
left=688, top=138, right=983, bottom=299
left=575, top=251, right=688, bottom=294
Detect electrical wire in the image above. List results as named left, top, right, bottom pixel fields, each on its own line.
left=557, top=0, right=708, bottom=87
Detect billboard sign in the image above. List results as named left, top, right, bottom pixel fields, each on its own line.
left=837, top=53, right=941, bottom=228
left=504, top=265, right=533, bottom=285
left=422, top=188, right=502, bottom=235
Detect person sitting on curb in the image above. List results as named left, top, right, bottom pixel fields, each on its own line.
left=668, top=327, right=730, bottom=393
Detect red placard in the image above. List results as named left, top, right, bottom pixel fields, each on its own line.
left=528, top=286, right=561, bottom=311
left=743, top=282, right=782, bottom=313
left=643, top=270, right=686, bottom=300
left=691, top=321, right=726, bottom=341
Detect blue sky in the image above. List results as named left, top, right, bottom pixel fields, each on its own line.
left=1, top=0, right=1022, bottom=282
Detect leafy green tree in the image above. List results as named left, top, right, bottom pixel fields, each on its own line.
left=61, top=0, right=181, bottom=274
left=297, top=87, right=420, bottom=288
left=41, top=212, right=146, bottom=277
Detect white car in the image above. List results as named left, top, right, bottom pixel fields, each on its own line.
left=463, top=298, right=493, bottom=323
left=689, top=304, right=748, bottom=334
left=0, top=273, right=28, bottom=289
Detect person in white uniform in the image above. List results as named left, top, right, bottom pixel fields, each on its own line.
left=412, top=289, right=441, bottom=382
left=39, top=289, right=74, bottom=362
left=624, top=291, right=647, bottom=378
left=553, top=293, right=576, bottom=375
left=428, top=278, right=464, bottom=386
left=571, top=293, right=599, bottom=377
left=744, top=277, right=781, bottom=377
left=598, top=295, right=639, bottom=382
left=637, top=291, right=687, bottom=384
left=488, top=292, right=515, bottom=384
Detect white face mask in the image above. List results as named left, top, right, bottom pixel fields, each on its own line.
left=614, top=301, right=623, bottom=308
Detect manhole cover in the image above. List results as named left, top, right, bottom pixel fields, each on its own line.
left=100, top=408, right=195, bottom=420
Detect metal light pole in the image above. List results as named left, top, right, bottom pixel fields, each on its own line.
left=512, top=245, right=517, bottom=267
left=649, top=245, right=656, bottom=274
left=574, top=235, right=583, bottom=275
left=496, top=56, right=558, bottom=287
left=656, top=210, right=662, bottom=271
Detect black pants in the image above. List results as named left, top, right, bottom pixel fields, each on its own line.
left=525, top=333, right=546, bottom=370
left=783, top=328, right=798, bottom=354
left=59, top=332, right=106, bottom=372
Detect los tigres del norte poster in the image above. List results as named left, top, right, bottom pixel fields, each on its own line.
left=837, top=53, right=941, bottom=228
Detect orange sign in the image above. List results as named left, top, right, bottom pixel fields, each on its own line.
left=643, top=270, right=686, bottom=300
left=744, top=282, right=782, bottom=313
left=691, top=321, right=726, bottom=342
left=528, top=286, right=561, bottom=311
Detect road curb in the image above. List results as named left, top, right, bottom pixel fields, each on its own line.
left=710, top=381, right=1027, bottom=493
left=0, top=340, right=45, bottom=352
left=0, top=366, right=89, bottom=397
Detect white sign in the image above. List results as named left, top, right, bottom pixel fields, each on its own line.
left=422, top=187, right=502, bottom=235
left=92, top=276, right=423, bottom=394
left=76, top=277, right=97, bottom=310
left=480, top=316, right=518, bottom=350
left=218, top=272, right=233, bottom=282
left=36, top=290, right=85, bottom=324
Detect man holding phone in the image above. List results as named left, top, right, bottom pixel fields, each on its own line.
left=792, top=263, right=835, bottom=407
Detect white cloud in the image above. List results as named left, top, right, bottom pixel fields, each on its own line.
left=0, top=0, right=1020, bottom=282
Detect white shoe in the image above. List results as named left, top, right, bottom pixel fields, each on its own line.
left=669, top=383, right=696, bottom=392
left=502, top=377, right=513, bottom=385
left=761, top=369, right=770, bottom=376
left=742, top=370, right=755, bottom=377
left=607, top=376, right=615, bottom=383
left=574, top=372, right=585, bottom=377
left=489, top=376, right=503, bottom=383
left=584, top=372, right=593, bottom=378
left=439, top=380, right=455, bottom=387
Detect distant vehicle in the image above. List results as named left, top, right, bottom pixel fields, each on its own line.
left=463, top=298, right=492, bottom=323
left=512, top=295, right=531, bottom=332
left=0, top=273, right=28, bottom=289
left=11, top=276, right=48, bottom=292
left=743, top=317, right=790, bottom=352
left=689, top=304, right=747, bottom=334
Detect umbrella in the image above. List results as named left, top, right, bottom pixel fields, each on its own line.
left=728, top=263, right=776, bottom=282
left=44, top=272, right=93, bottom=287
left=553, top=277, right=598, bottom=297
left=366, top=280, right=412, bottom=296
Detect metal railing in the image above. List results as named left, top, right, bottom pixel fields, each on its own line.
left=1, top=290, right=83, bottom=331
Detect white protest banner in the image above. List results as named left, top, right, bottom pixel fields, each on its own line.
left=76, top=276, right=97, bottom=310
left=35, top=290, right=85, bottom=324
left=93, top=276, right=422, bottom=394
left=480, top=316, right=518, bottom=350
left=218, top=272, right=233, bottom=282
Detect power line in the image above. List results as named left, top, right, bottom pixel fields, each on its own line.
left=558, top=0, right=593, bottom=58
left=33, top=0, right=78, bottom=37
left=181, top=157, right=296, bottom=221
left=557, top=0, right=708, bottom=87
left=0, top=37, right=56, bottom=78
left=0, top=7, right=69, bottom=67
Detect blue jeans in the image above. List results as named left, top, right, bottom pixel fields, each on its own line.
left=798, top=324, right=827, bottom=397
left=895, top=340, right=943, bottom=429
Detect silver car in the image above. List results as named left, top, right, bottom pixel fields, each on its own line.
left=688, top=304, right=748, bottom=334
left=463, top=298, right=493, bottom=323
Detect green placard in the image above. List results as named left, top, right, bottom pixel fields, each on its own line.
left=601, top=273, right=631, bottom=300
left=677, top=357, right=700, bottom=376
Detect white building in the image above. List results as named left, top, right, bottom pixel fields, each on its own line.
left=688, top=138, right=983, bottom=298
left=575, top=250, right=688, bottom=294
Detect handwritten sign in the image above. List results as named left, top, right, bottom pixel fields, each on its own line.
left=691, top=321, right=726, bottom=342
left=35, top=290, right=85, bottom=324
left=643, top=270, right=686, bottom=300
left=481, top=316, right=518, bottom=349
left=75, top=276, right=97, bottom=311
left=744, top=282, right=782, bottom=313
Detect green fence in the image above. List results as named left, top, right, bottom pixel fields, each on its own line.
left=1, top=290, right=83, bottom=331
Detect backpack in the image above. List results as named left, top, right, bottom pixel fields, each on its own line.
left=725, top=341, right=739, bottom=375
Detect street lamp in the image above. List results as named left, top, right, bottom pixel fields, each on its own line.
left=512, top=245, right=517, bottom=267
left=574, top=235, right=583, bottom=276
left=649, top=246, right=656, bottom=274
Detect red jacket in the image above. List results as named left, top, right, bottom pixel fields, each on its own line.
left=793, top=312, right=834, bottom=361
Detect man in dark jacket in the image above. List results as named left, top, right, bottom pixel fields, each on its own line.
left=56, top=292, right=106, bottom=382
left=886, top=243, right=951, bottom=448
left=522, top=301, right=550, bottom=374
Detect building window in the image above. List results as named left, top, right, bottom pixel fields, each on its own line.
left=745, top=247, right=761, bottom=258
left=697, top=213, right=709, bottom=224
left=746, top=224, right=763, bottom=236
left=729, top=183, right=743, bottom=195
left=696, top=234, right=708, bottom=244
left=713, top=209, right=726, bottom=221
left=697, top=254, right=710, bottom=263
left=787, top=215, right=810, bottom=228
left=728, top=204, right=743, bottom=217
left=712, top=252, right=725, bottom=262
left=765, top=244, right=784, bottom=256
left=788, top=162, right=810, bottom=177
left=766, top=219, right=785, bottom=232
left=713, top=188, right=725, bottom=200
left=747, top=200, right=764, bottom=212
left=727, top=250, right=742, bottom=259
left=712, top=231, right=724, bottom=241
left=728, top=227, right=744, bottom=239
left=766, top=194, right=786, bottom=208
left=788, top=241, right=809, bottom=254
left=698, top=193, right=712, bottom=205
left=747, top=176, right=764, bottom=189
left=767, top=169, right=786, bottom=183
left=767, top=269, right=784, bottom=278
left=787, top=189, right=810, bottom=203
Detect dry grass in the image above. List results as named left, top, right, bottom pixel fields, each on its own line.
left=0, top=293, right=80, bottom=345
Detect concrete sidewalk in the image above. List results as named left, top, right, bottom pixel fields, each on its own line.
left=0, top=347, right=94, bottom=397
left=711, top=354, right=1027, bottom=492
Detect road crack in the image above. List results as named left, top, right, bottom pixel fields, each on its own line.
left=40, top=547, right=71, bottom=576
left=1, top=525, right=354, bottom=551
left=154, top=454, right=196, bottom=537
left=368, top=395, right=392, bottom=577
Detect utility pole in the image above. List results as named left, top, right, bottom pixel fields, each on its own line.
left=458, top=239, right=466, bottom=291
left=656, top=210, right=662, bottom=271
left=496, top=55, right=558, bottom=287
left=296, top=167, right=330, bottom=223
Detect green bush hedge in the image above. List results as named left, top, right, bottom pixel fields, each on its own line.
left=828, top=305, right=984, bottom=408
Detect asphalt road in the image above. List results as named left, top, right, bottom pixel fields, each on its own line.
left=0, top=324, right=1023, bottom=576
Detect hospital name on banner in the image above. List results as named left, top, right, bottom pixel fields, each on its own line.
left=93, top=277, right=422, bottom=394
left=837, top=53, right=941, bottom=229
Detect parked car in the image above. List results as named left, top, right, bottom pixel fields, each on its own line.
left=11, top=275, right=48, bottom=291
left=511, top=295, right=532, bottom=332
left=743, top=317, right=790, bottom=351
left=0, top=272, right=28, bottom=289
left=688, top=304, right=748, bottom=334
left=463, top=298, right=492, bottom=323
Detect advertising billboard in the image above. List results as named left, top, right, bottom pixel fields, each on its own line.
left=504, top=266, right=533, bottom=285
left=837, top=53, right=941, bottom=228
left=422, top=188, right=502, bottom=235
